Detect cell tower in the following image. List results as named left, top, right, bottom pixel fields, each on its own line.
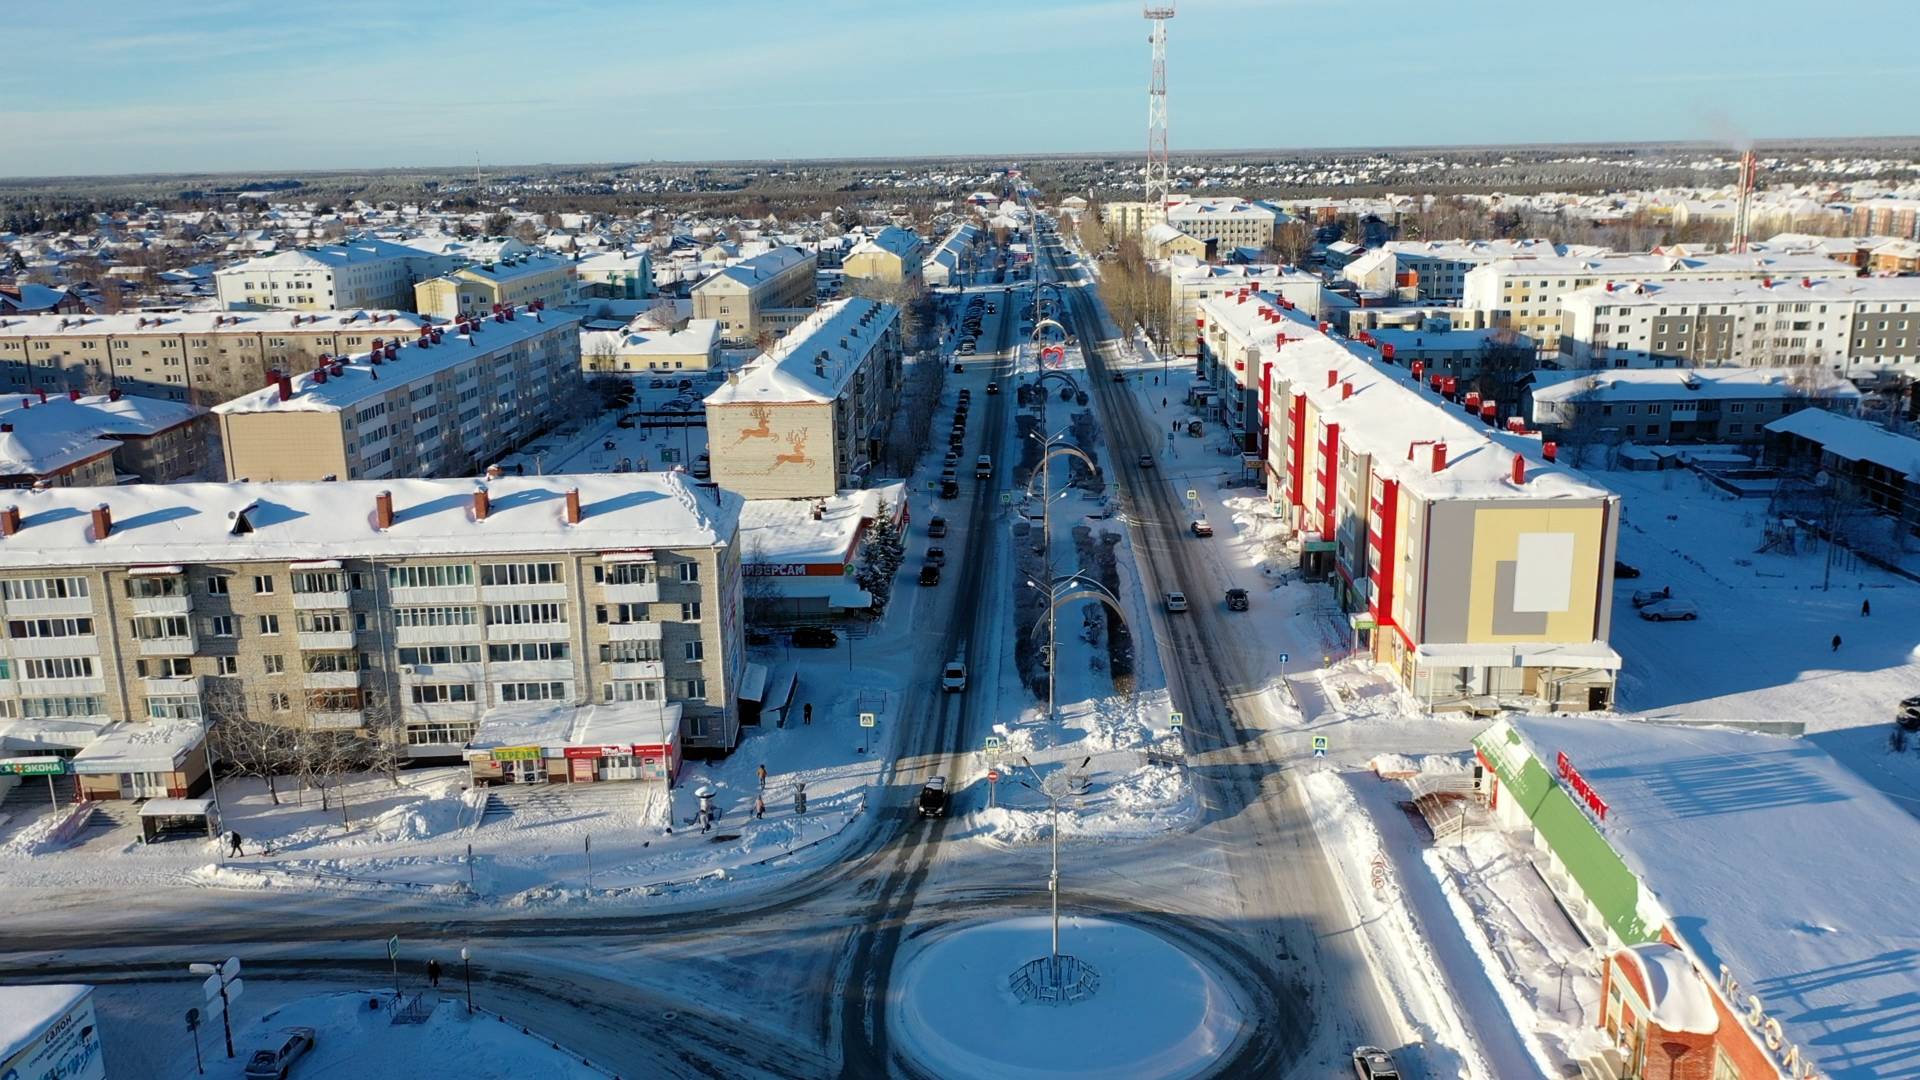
left=1144, top=3, right=1175, bottom=207
left=1731, top=148, right=1759, bottom=254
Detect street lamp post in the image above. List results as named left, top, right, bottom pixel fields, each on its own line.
left=1016, top=757, right=1066, bottom=964
left=459, top=947, right=473, bottom=1014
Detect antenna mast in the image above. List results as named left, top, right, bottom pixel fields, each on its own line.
left=1731, top=149, right=1758, bottom=254
left=1143, top=4, right=1175, bottom=207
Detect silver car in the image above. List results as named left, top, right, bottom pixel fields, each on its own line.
left=245, top=1027, right=316, bottom=1080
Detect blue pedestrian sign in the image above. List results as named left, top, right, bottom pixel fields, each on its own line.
left=1311, top=735, right=1329, bottom=758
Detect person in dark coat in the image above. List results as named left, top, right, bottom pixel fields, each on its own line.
left=1862, top=599, right=1872, bottom=616
left=427, top=959, right=442, bottom=988
left=228, top=831, right=244, bottom=857
left=1832, top=634, right=1843, bottom=652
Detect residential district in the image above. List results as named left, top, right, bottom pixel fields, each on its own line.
left=7, top=48, right=1920, bottom=1080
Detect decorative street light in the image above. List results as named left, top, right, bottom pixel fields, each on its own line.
left=459, top=946, right=473, bottom=1014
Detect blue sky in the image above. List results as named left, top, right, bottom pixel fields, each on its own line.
left=3, top=0, right=1914, bottom=178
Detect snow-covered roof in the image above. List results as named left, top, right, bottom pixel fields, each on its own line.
left=1210, top=292, right=1614, bottom=502
left=737, top=482, right=905, bottom=565
left=1470, top=250, right=1847, bottom=280
left=212, top=237, right=431, bottom=275
left=1529, top=367, right=1859, bottom=405
left=1368, top=327, right=1512, bottom=352
left=704, top=298, right=898, bottom=407
left=0, top=716, right=111, bottom=752
left=0, top=307, right=427, bottom=338
left=0, top=984, right=91, bottom=1061
left=1165, top=196, right=1286, bottom=223
left=849, top=226, right=922, bottom=260
left=1764, top=407, right=1920, bottom=478
left=0, top=471, right=740, bottom=569
left=0, top=391, right=204, bottom=478
left=446, top=252, right=570, bottom=284
left=467, top=700, right=681, bottom=751
left=1498, top=713, right=1920, bottom=1078
left=580, top=318, right=719, bottom=360
left=394, top=234, right=528, bottom=261
left=0, top=282, right=77, bottom=313
left=696, top=245, right=811, bottom=290
left=1142, top=222, right=1195, bottom=247
left=1619, top=943, right=1718, bottom=1035
left=1379, top=238, right=1605, bottom=261
left=1561, top=274, right=1920, bottom=311
left=212, top=306, right=579, bottom=414
left=70, top=719, right=205, bottom=774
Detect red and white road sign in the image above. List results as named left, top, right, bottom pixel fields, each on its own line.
left=988, top=769, right=999, bottom=782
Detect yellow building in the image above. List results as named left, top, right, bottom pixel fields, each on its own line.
left=581, top=319, right=721, bottom=374
left=1243, top=296, right=1623, bottom=711
left=691, top=247, right=817, bottom=340
left=1142, top=223, right=1208, bottom=261
left=414, top=253, right=575, bottom=319
left=841, top=226, right=925, bottom=289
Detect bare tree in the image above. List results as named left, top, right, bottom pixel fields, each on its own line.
left=204, top=680, right=297, bottom=805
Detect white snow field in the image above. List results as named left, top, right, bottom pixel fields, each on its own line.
left=888, top=915, right=1244, bottom=1080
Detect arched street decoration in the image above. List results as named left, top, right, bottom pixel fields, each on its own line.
left=1031, top=318, right=1070, bottom=345
left=1027, top=573, right=1129, bottom=654
left=1040, top=344, right=1067, bottom=368
left=1022, top=443, right=1100, bottom=504
left=1028, top=370, right=1081, bottom=399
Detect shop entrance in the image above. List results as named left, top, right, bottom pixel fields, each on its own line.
left=503, top=759, right=544, bottom=784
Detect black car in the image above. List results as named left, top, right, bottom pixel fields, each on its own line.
left=928, top=516, right=948, bottom=538
left=919, top=564, right=941, bottom=586
left=917, top=776, right=949, bottom=817
left=1614, top=560, right=1642, bottom=579
left=792, top=626, right=839, bottom=648
left=986, top=381, right=999, bottom=394
left=940, top=478, right=960, bottom=499
left=1225, top=588, right=1249, bottom=611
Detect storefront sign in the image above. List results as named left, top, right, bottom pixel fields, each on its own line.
left=490, top=746, right=541, bottom=763
left=1718, top=965, right=1822, bottom=1079
left=744, top=563, right=843, bottom=578
left=0, top=756, right=67, bottom=776
left=562, top=745, right=628, bottom=760
left=1556, top=751, right=1609, bottom=820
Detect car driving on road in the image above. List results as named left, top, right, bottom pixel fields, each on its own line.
left=917, top=777, right=949, bottom=818
left=1351, top=1046, right=1400, bottom=1080
left=1638, top=598, right=1699, bottom=621
left=1189, top=518, right=1213, bottom=537
left=942, top=661, right=968, bottom=691
left=1225, top=587, right=1249, bottom=611
left=1163, top=591, right=1188, bottom=612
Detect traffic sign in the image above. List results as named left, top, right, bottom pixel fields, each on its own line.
left=988, top=769, right=1000, bottom=782
left=1311, top=735, right=1329, bottom=758
left=859, top=712, right=877, bottom=729
left=1169, top=711, right=1184, bottom=729
left=983, top=735, right=1002, bottom=753
left=387, top=935, right=400, bottom=961
left=1278, top=652, right=1289, bottom=664
left=1185, top=489, right=1198, bottom=502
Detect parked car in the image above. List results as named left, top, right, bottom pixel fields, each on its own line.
left=1614, top=560, right=1642, bottom=579
left=940, top=478, right=960, bottom=498
left=1190, top=519, right=1214, bottom=538
left=1631, top=586, right=1674, bottom=608
left=942, top=661, right=968, bottom=691
left=1895, top=704, right=1920, bottom=732
left=792, top=626, right=839, bottom=648
left=615, top=417, right=635, bottom=429
left=1638, top=598, right=1699, bottom=621
left=926, top=546, right=947, bottom=567
left=975, top=454, right=993, bottom=478
left=953, top=361, right=965, bottom=373
left=919, top=564, right=941, bottom=586
left=1138, top=453, right=1155, bottom=468
left=928, top=516, right=948, bottom=538
left=244, top=1028, right=316, bottom=1080
left=1225, top=587, right=1249, bottom=611
left=1112, top=370, right=1128, bottom=382
left=1164, top=591, right=1189, bottom=612
left=917, top=776, right=949, bottom=817
left=1351, top=1046, right=1400, bottom=1080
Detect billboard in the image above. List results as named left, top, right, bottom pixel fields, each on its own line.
left=2, top=986, right=106, bottom=1080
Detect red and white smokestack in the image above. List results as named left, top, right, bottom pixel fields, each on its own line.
left=1326, top=369, right=1339, bottom=388
left=1341, top=382, right=1353, bottom=401
left=1382, top=343, right=1395, bottom=362
left=276, top=372, right=292, bottom=402
left=1511, top=454, right=1526, bottom=485
left=1543, top=441, right=1558, bottom=463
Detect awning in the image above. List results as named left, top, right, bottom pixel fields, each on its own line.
left=599, top=549, right=657, bottom=563
left=1346, top=612, right=1377, bottom=630
left=128, top=564, right=186, bottom=576
left=0, top=717, right=111, bottom=752
left=737, top=662, right=770, bottom=704
left=289, top=559, right=343, bottom=570
left=1412, top=641, right=1624, bottom=671
left=140, top=797, right=216, bottom=818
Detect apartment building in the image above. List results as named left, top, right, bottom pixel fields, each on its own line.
left=413, top=252, right=575, bottom=319
left=213, top=305, right=583, bottom=482
left=1850, top=198, right=1920, bottom=241
left=0, top=472, right=745, bottom=774
left=573, top=249, right=654, bottom=300
left=1165, top=197, right=1288, bottom=252
left=0, top=308, right=429, bottom=406
left=1173, top=259, right=1323, bottom=356
left=923, top=224, right=983, bottom=288
left=1097, top=200, right=1164, bottom=239
left=1341, top=240, right=1608, bottom=303
left=704, top=298, right=902, bottom=500
left=1462, top=251, right=1852, bottom=350
left=1527, top=367, right=1857, bottom=446
left=1765, top=408, right=1920, bottom=542
left=841, top=227, right=925, bottom=290
left=213, top=238, right=452, bottom=312
left=1252, top=296, right=1622, bottom=710
left=1556, top=275, right=1920, bottom=373
left=0, top=389, right=210, bottom=487
left=691, top=246, right=818, bottom=340
left=581, top=319, right=721, bottom=374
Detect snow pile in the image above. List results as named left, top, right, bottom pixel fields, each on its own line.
left=889, top=916, right=1243, bottom=1080
left=1625, top=944, right=1719, bottom=1035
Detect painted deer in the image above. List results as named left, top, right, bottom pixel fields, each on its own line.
left=735, top=403, right=776, bottom=443
left=770, top=429, right=810, bottom=469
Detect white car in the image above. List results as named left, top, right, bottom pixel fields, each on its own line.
left=1163, top=591, right=1189, bottom=613
left=942, top=662, right=968, bottom=691
left=1638, top=598, right=1699, bottom=622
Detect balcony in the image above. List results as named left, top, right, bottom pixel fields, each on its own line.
left=304, top=670, right=361, bottom=690
left=606, top=621, right=663, bottom=642
left=298, top=629, right=356, bottom=650
left=307, top=711, right=364, bottom=731
left=9, top=635, right=99, bottom=658
left=609, top=660, right=665, bottom=681
left=130, top=593, right=193, bottom=616
left=3, top=595, right=95, bottom=618
left=480, top=583, right=568, bottom=603
left=19, top=676, right=107, bottom=696
left=292, top=590, right=351, bottom=611
left=137, top=635, right=197, bottom=656
left=601, top=581, right=660, bottom=605
left=142, top=675, right=201, bottom=696
left=388, top=585, right=477, bottom=605
left=395, top=624, right=481, bottom=645
left=485, top=621, right=571, bottom=642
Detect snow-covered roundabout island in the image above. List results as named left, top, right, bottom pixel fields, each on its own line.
left=889, top=915, right=1247, bottom=1080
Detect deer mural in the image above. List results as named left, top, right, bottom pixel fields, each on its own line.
left=735, top=403, right=776, bottom=444
left=769, top=428, right=811, bottom=470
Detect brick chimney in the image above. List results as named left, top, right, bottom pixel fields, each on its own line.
left=375, top=490, right=394, bottom=530
left=472, top=486, right=490, bottom=522
left=1326, top=369, right=1338, bottom=388
left=564, top=487, right=582, bottom=525
left=1543, top=441, right=1558, bottom=463
left=1512, top=454, right=1526, bottom=485
left=108, top=388, right=122, bottom=402
left=67, top=389, right=80, bottom=402
left=90, top=502, right=112, bottom=539
left=0, top=505, right=20, bottom=536
left=1430, top=443, right=1448, bottom=473
left=276, top=372, right=292, bottom=402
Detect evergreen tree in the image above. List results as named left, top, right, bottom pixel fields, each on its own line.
left=856, top=503, right=905, bottom=614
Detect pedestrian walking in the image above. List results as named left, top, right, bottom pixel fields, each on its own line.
left=427, top=959, right=442, bottom=988
left=754, top=797, right=765, bottom=820
left=1862, top=598, right=1872, bottom=616
left=700, top=807, right=713, bottom=834
left=227, top=831, right=244, bottom=858
left=1832, top=633, right=1843, bottom=652
left=756, top=764, right=768, bottom=790
left=1162, top=397, right=1168, bottom=409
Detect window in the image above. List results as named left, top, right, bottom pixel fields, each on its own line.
left=480, top=563, right=562, bottom=586
left=1728, top=423, right=1744, bottom=435
left=253, top=574, right=275, bottom=594
left=680, top=678, right=707, bottom=700
left=296, top=610, right=348, bottom=633
left=680, top=602, right=702, bottom=621
left=215, top=656, right=239, bottom=675
left=1646, top=403, right=1662, bottom=414
left=205, top=575, right=229, bottom=595
left=131, top=615, right=191, bottom=640
left=387, top=564, right=475, bottom=589
left=125, top=575, right=184, bottom=599
left=603, top=680, right=664, bottom=702
left=263, top=654, right=285, bottom=674
left=268, top=692, right=292, bottom=712
left=21, top=695, right=104, bottom=718
left=407, top=721, right=476, bottom=746
left=411, top=684, right=477, bottom=704
left=677, top=562, right=700, bottom=583
left=594, top=563, right=653, bottom=585
left=303, top=652, right=359, bottom=673
left=1729, top=403, right=1745, bottom=413
left=486, top=603, right=565, bottom=625
left=395, top=606, right=478, bottom=627
left=291, top=571, right=341, bottom=594
left=1, top=577, right=89, bottom=601
left=498, top=681, right=567, bottom=703
left=147, top=694, right=203, bottom=721
left=5, top=617, right=94, bottom=638
left=208, top=615, right=236, bottom=637
left=397, top=645, right=482, bottom=665
left=306, top=689, right=362, bottom=712
left=24, top=657, right=95, bottom=680
left=598, top=603, right=651, bottom=624
left=600, top=640, right=662, bottom=662
left=488, top=641, right=570, bottom=662
left=258, top=614, right=281, bottom=635
left=683, top=641, right=704, bottom=662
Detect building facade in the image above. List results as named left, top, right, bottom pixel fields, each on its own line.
left=1341, top=239, right=1608, bottom=303
left=691, top=246, right=818, bottom=340
left=0, top=473, right=744, bottom=763
left=1164, top=197, right=1287, bottom=252
left=580, top=319, right=721, bottom=374
left=841, top=226, right=925, bottom=290
left=213, top=238, right=452, bottom=312
left=573, top=249, right=655, bottom=300
left=703, top=298, right=902, bottom=500
left=1174, top=260, right=1322, bottom=355
left=0, top=308, right=430, bottom=406
left=413, top=253, right=575, bottom=319
left=0, top=390, right=210, bottom=487
left=213, top=306, right=582, bottom=482
left=1528, top=367, right=1858, bottom=446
